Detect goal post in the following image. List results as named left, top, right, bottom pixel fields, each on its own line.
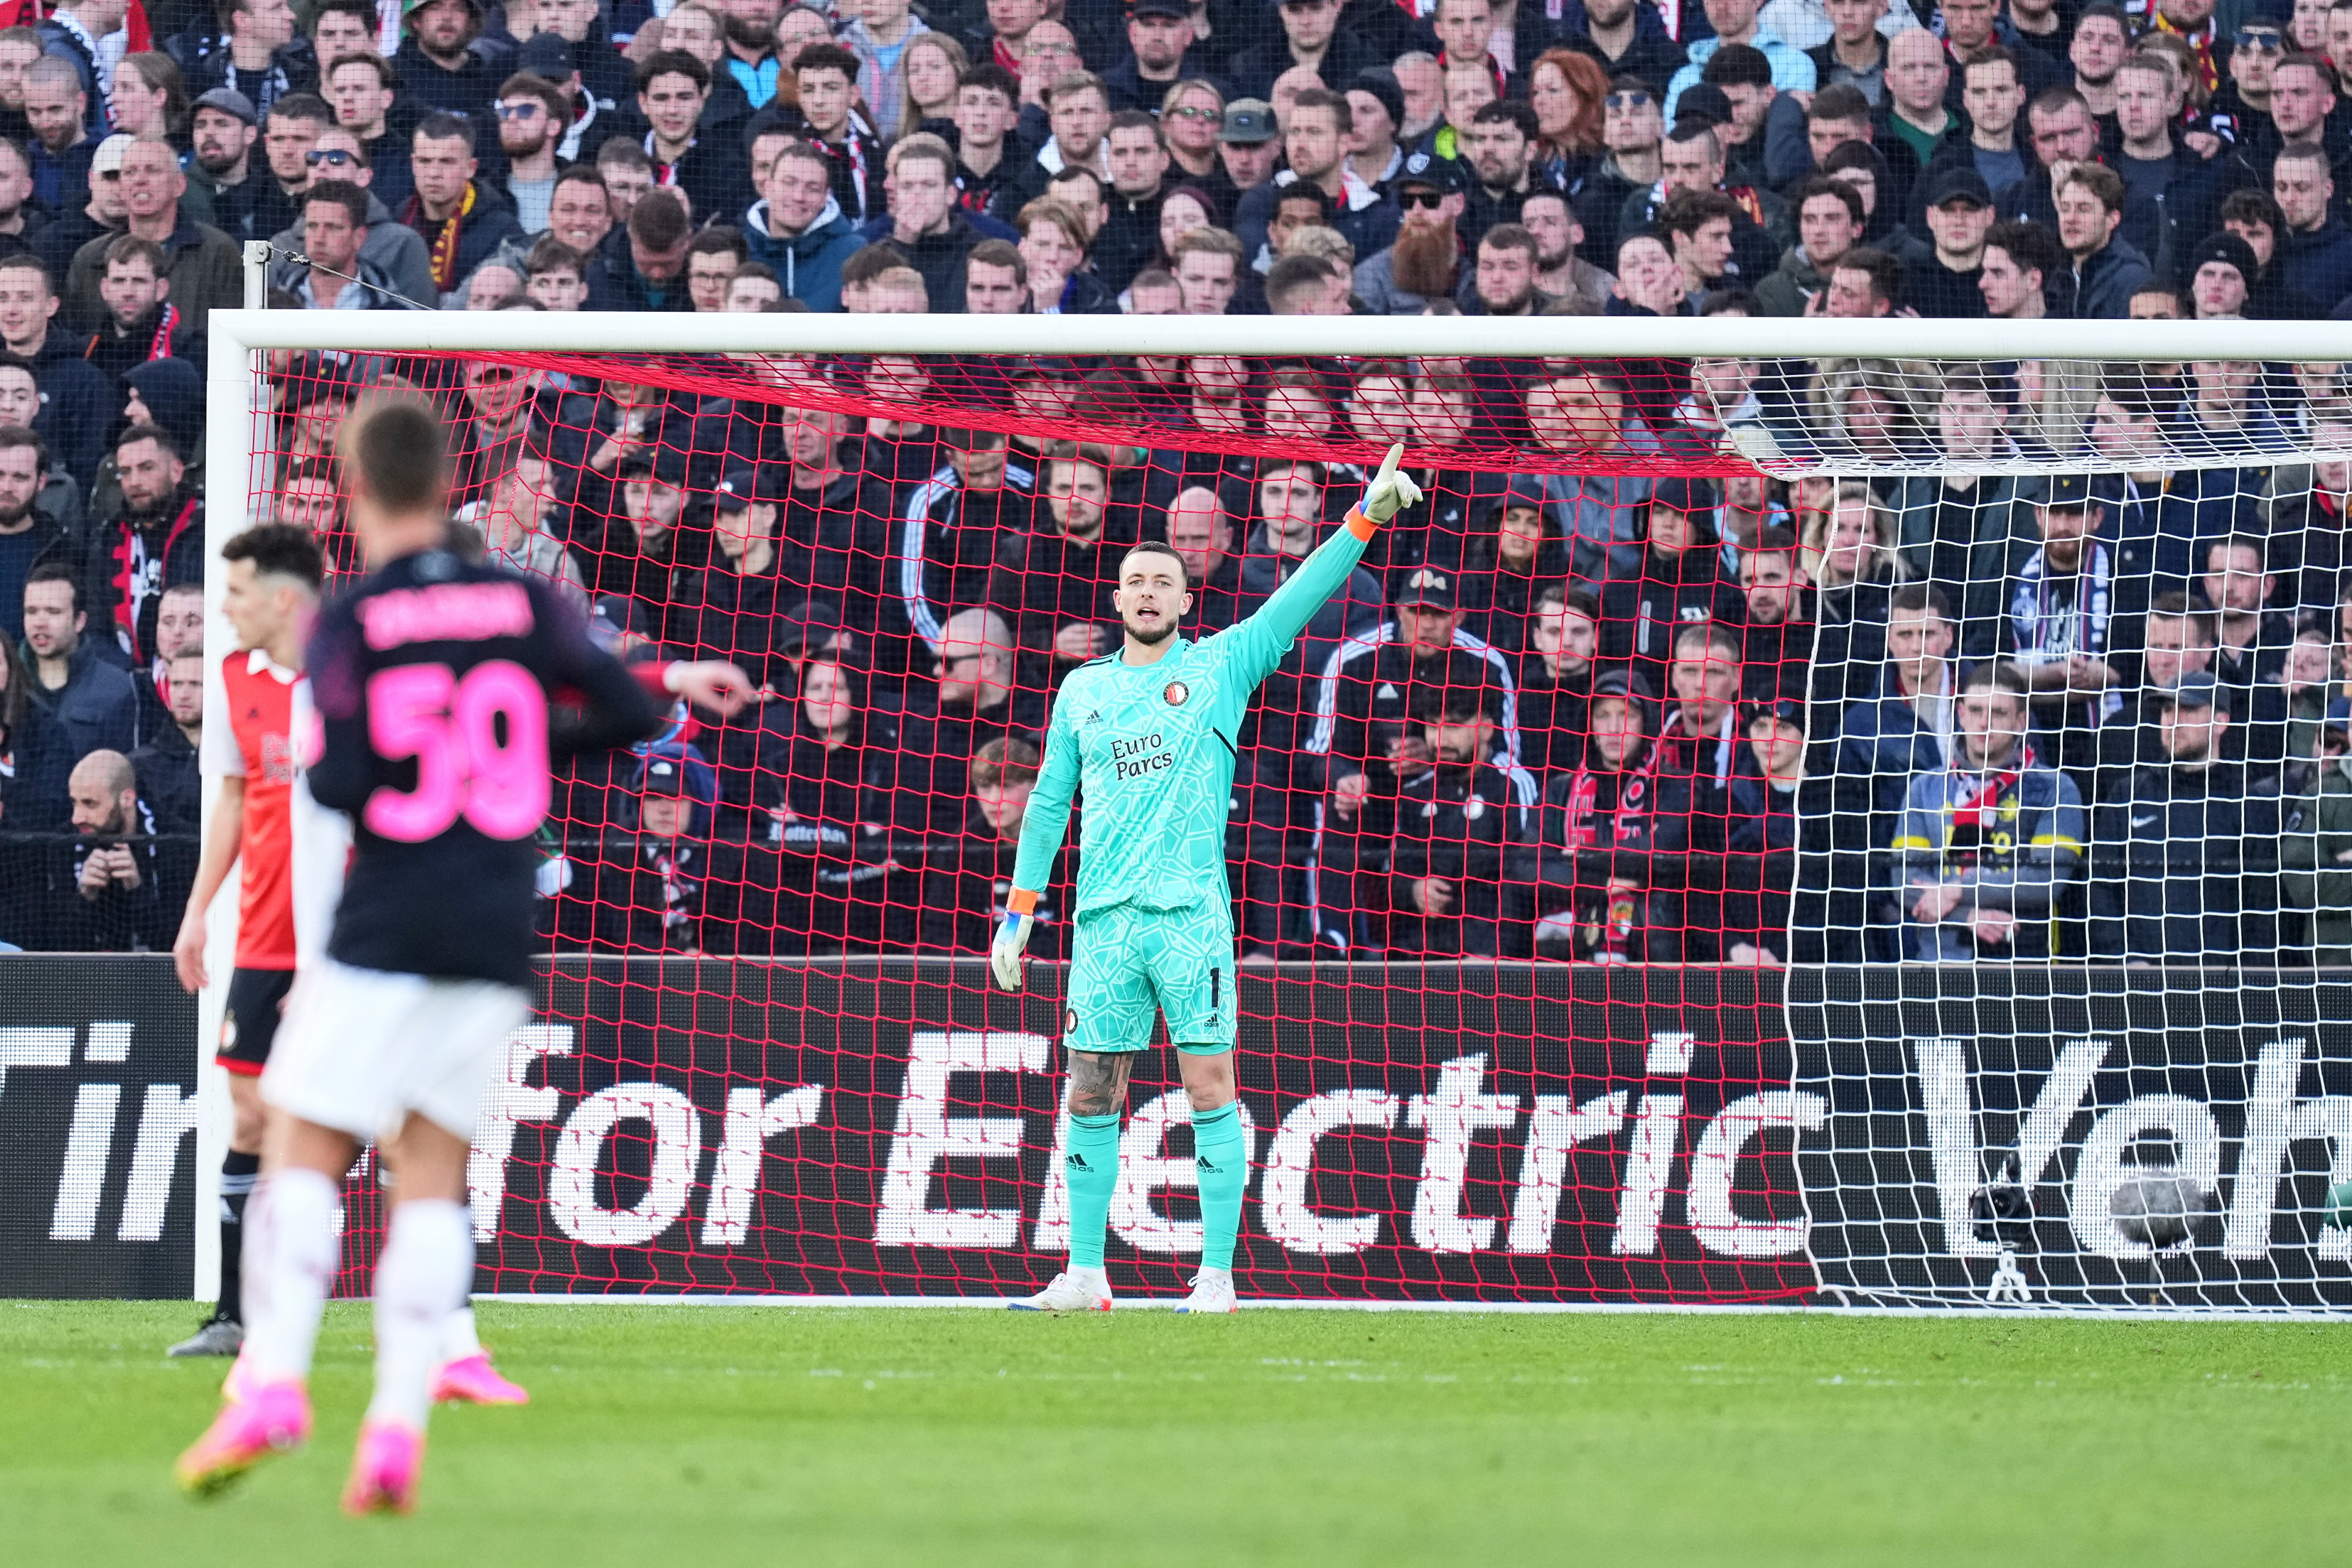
left=196, top=306, right=2352, bottom=1313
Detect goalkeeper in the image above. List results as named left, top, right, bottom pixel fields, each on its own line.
left=992, top=443, right=1420, bottom=1314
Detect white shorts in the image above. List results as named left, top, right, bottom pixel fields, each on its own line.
left=262, top=960, right=531, bottom=1143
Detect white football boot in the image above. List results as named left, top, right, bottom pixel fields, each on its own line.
left=1009, top=1266, right=1113, bottom=1313
left=1175, top=1267, right=1238, bottom=1314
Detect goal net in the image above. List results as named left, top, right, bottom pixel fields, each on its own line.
left=208, top=312, right=2352, bottom=1313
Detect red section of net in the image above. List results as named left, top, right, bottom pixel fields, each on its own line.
left=263, top=349, right=1814, bottom=1304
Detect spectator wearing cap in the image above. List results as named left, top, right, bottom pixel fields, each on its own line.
left=1203, top=97, right=1281, bottom=221
left=2090, top=671, right=2285, bottom=964
left=1963, top=472, right=2124, bottom=780
left=394, top=0, right=507, bottom=119
left=2184, top=229, right=2263, bottom=319
left=1754, top=175, right=1861, bottom=315
left=1662, top=0, right=1816, bottom=126
left=2283, top=697, right=2352, bottom=963
left=1103, top=0, right=1204, bottom=115
left=886, top=424, right=1038, bottom=682
left=1893, top=164, right=1992, bottom=317
left=555, top=742, right=724, bottom=955
left=1521, top=667, right=1691, bottom=963
left=1384, top=684, right=1534, bottom=959
left=1343, top=66, right=1407, bottom=192
left=1308, top=559, right=1522, bottom=845
left=1227, top=0, right=1380, bottom=105
left=582, top=444, right=703, bottom=639
left=179, top=86, right=267, bottom=242
left=1722, top=695, right=1832, bottom=966
left=668, top=464, right=808, bottom=701
left=1600, top=477, right=1746, bottom=693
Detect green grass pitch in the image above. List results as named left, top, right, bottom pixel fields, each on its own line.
left=5, top=1301, right=2350, bottom=1567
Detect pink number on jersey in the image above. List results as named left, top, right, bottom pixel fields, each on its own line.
left=361, top=660, right=550, bottom=842
left=363, top=663, right=463, bottom=841
left=453, top=660, right=550, bottom=838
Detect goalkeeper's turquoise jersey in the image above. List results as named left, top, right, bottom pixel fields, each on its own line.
left=1011, top=513, right=1377, bottom=916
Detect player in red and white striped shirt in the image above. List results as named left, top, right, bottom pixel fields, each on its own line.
left=172, top=525, right=341, bottom=1360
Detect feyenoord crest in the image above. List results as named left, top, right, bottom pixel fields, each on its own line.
left=1164, top=681, right=1190, bottom=706
left=1065, top=1008, right=1079, bottom=1035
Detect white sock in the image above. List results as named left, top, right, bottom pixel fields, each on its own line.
left=365, top=1200, right=472, bottom=1431
left=245, top=1166, right=341, bottom=1384
left=439, top=1303, right=483, bottom=1364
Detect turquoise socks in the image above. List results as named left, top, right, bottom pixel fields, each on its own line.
left=1191, top=1102, right=1246, bottom=1272
left=1065, top=1114, right=1121, bottom=1270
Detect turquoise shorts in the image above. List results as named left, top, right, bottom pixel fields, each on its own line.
left=1062, top=902, right=1236, bottom=1056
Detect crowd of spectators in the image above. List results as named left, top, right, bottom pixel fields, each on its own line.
left=3, top=0, right=2352, bottom=965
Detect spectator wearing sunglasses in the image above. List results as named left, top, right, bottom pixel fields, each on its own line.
left=2210, top=20, right=2284, bottom=141
left=259, top=127, right=438, bottom=309
left=496, top=74, right=568, bottom=236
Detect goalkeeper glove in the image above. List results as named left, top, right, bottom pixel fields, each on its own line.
left=990, top=894, right=1036, bottom=992
left=1359, top=441, right=1423, bottom=525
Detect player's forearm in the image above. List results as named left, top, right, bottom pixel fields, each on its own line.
left=1250, top=510, right=1377, bottom=648
left=1008, top=795, right=1072, bottom=896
